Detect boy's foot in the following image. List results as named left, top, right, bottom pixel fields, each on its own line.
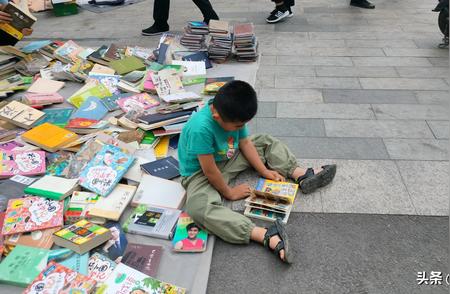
left=142, top=24, right=170, bottom=36
left=266, top=6, right=289, bottom=23
left=297, top=164, right=337, bottom=194
left=350, top=0, right=375, bottom=9
left=263, top=219, right=292, bottom=264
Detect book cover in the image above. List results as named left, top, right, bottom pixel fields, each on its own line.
left=0, top=150, right=46, bottom=178
left=244, top=206, right=290, bottom=224
left=0, top=175, right=37, bottom=210
left=50, top=248, right=89, bottom=275
left=21, top=123, right=79, bottom=152
left=89, top=73, right=121, bottom=95
left=24, top=175, right=79, bottom=200
left=23, top=261, right=97, bottom=294
left=4, top=227, right=59, bottom=249
left=46, top=150, right=74, bottom=177
left=142, top=71, right=156, bottom=93
left=89, top=184, right=137, bottom=221
left=151, top=69, right=184, bottom=98
left=123, top=204, right=181, bottom=240
left=64, top=191, right=102, bottom=224
left=154, top=135, right=169, bottom=158
left=65, top=138, right=103, bottom=179
left=54, top=40, right=84, bottom=63
left=203, top=77, right=234, bottom=94
left=0, top=2, right=36, bottom=41
left=182, top=51, right=212, bottom=68
left=122, top=243, right=163, bottom=277
left=90, top=63, right=116, bottom=75
left=27, top=78, right=65, bottom=94
left=138, top=110, right=193, bottom=125
left=66, top=118, right=108, bottom=130
left=68, top=83, right=112, bottom=108
left=99, top=263, right=186, bottom=294
left=92, top=221, right=128, bottom=264
left=87, top=45, right=109, bottom=64
left=2, top=197, right=63, bottom=235
left=24, top=92, right=64, bottom=106
left=0, top=100, right=45, bottom=129
left=109, top=56, right=146, bottom=75
left=172, top=212, right=207, bottom=252
left=71, top=96, right=109, bottom=121
left=0, top=139, right=37, bottom=152
left=0, top=245, right=49, bottom=287
left=132, top=174, right=185, bottom=209
left=140, top=156, right=180, bottom=180
left=88, top=252, right=116, bottom=282
left=101, top=93, right=131, bottom=111
left=117, top=93, right=160, bottom=113
left=37, top=108, right=73, bottom=127
left=79, top=144, right=135, bottom=196
left=254, top=178, right=299, bottom=204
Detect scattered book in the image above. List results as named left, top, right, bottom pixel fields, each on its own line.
left=0, top=150, right=46, bottom=178
left=132, top=174, right=185, bottom=209
left=203, top=76, right=234, bottom=95
left=172, top=212, right=207, bottom=252
left=21, top=122, right=79, bottom=152
left=140, top=156, right=180, bottom=180
left=65, top=191, right=106, bottom=224
left=253, top=178, right=299, bottom=204
left=36, top=107, right=73, bottom=127
left=0, top=2, right=37, bottom=41
left=2, top=196, right=63, bottom=235
left=4, top=227, right=59, bottom=250
left=27, top=77, right=65, bottom=94
left=46, top=150, right=74, bottom=177
left=109, top=56, right=146, bottom=75
left=88, top=252, right=116, bottom=283
left=53, top=219, right=112, bottom=255
left=89, top=73, right=121, bottom=95
left=65, top=118, right=109, bottom=134
left=122, top=243, right=163, bottom=277
left=92, top=221, right=128, bottom=263
left=54, top=40, right=84, bottom=63
left=71, top=96, right=109, bottom=121
left=23, top=92, right=64, bottom=106
left=0, top=100, right=45, bottom=129
left=24, top=175, right=79, bottom=200
left=123, top=204, right=181, bottom=240
left=87, top=45, right=109, bottom=66
left=89, top=184, right=137, bottom=221
left=50, top=248, right=90, bottom=275
left=0, top=175, right=37, bottom=209
left=68, top=83, right=111, bottom=108
left=154, top=135, right=169, bottom=158
left=182, top=51, right=212, bottom=69
left=117, top=92, right=160, bottom=113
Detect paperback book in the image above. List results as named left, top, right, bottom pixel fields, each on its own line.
left=0, top=100, right=45, bottom=129
left=4, top=227, right=59, bottom=250
left=0, top=150, right=46, bottom=178
left=87, top=252, right=116, bottom=283
left=122, top=243, right=163, bottom=277
left=89, top=184, right=137, bottom=221
left=172, top=212, right=207, bottom=252
left=24, top=175, right=79, bottom=200
left=64, top=191, right=105, bottom=224
left=92, top=221, right=128, bottom=263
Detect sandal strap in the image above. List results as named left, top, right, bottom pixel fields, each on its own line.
left=263, top=224, right=280, bottom=248
left=297, top=167, right=314, bottom=183
left=274, top=240, right=285, bottom=256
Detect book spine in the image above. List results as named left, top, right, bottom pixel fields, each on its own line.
left=23, top=187, right=63, bottom=200
left=0, top=23, right=23, bottom=40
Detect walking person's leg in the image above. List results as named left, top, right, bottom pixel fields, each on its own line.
left=266, top=0, right=290, bottom=23
left=350, top=0, right=375, bottom=9
left=142, top=0, right=170, bottom=36
left=191, top=0, right=219, bottom=24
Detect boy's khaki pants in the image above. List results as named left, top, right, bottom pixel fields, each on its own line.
left=181, top=134, right=298, bottom=244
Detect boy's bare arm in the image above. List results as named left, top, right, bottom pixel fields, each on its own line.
left=198, top=154, right=252, bottom=200
left=239, top=138, right=285, bottom=181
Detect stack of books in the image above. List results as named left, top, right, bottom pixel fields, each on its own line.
left=180, top=21, right=209, bottom=50
left=208, top=20, right=233, bottom=62
left=233, top=23, right=258, bottom=62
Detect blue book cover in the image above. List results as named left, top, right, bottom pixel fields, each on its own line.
left=79, top=144, right=135, bottom=196
left=71, top=96, right=108, bottom=121
left=21, top=40, right=52, bottom=53
left=140, top=156, right=180, bottom=180
left=36, top=108, right=74, bottom=127
left=182, top=51, right=212, bottom=69
left=49, top=248, right=89, bottom=275
left=102, top=93, right=133, bottom=111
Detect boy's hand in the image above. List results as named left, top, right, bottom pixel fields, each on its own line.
left=22, top=28, right=33, bottom=36
left=261, top=169, right=285, bottom=182
left=226, top=183, right=252, bottom=200
left=0, top=11, right=12, bottom=24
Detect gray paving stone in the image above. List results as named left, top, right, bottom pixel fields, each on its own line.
left=415, top=91, right=449, bottom=105
left=310, top=48, right=385, bottom=57
left=324, top=119, right=435, bottom=139
left=255, top=102, right=277, bottom=118
left=277, top=103, right=375, bottom=119
left=259, top=55, right=276, bottom=65
left=384, top=48, right=449, bottom=57
left=309, top=32, right=378, bottom=40
left=373, top=31, right=440, bottom=40
left=383, top=138, right=448, bottom=160
left=277, top=56, right=353, bottom=66
left=360, top=78, right=449, bottom=90
left=258, top=65, right=316, bottom=77
left=255, top=74, right=275, bottom=88
left=255, top=118, right=325, bottom=137
left=315, top=66, right=398, bottom=78
left=352, top=57, right=432, bottom=67
left=345, top=39, right=419, bottom=48
left=322, top=89, right=418, bottom=104
left=396, top=66, right=449, bottom=78
left=275, top=77, right=361, bottom=89
left=414, top=38, right=444, bottom=49
left=427, top=120, right=449, bottom=139
left=275, top=24, right=340, bottom=32
left=428, top=57, right=449, bottom=66
left=277, top=39, right=346, bottom=48
left=258, top=88, right=323, bottom=103
left=396, top=160, right=449, bottom=216
left=400, top=24, right=437, bottom=33
left=338, top=25, right=403, bottom=32
left=278, top=137, right=389, bottom=159
left=372, top=104, right=448, bottom=120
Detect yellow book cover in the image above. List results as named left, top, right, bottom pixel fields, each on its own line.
left=22, top=122, right=78, bottom=151
left=0, top=23, right=23, bottom=40
left=154, top=135, right=169, bottom=158
left=253, top=178, right=299, bottom=204
left=67, top=83, right=111, bottom=108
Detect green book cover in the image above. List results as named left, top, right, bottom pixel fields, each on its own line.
left=0, top=245, right=49, bottom=287
left=141, top=130, right=157, bottom=145
left=36, top=108, right=74, bottom=127
left=68, top=84, right=112, bottom=108
left=23, top=186, right=64, bottom=200
left=110, top=56, right=146, bottom=75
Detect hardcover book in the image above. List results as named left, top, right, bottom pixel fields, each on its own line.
left=79, top=144, right=135, bottom=196
left=172, top=212, right=207, bottom=252
left=132, top=174, right=185, bottom=209
left=24, top=175, right=79, bottom=200
left=0, top=100, right=45, bottom=129
left=0, top=150, right=46, bottom=178
left=109, top=56, right=146, bottom=75
left=122, top=243, right=163, bottom=277
left=21, top=122, right=79, bottom=152
left=117, top=93, right=160, bottom=113
left=89, top=184, right=137, bottom=221
left=123, top=204, right=181, bottom=240
left=87, top=252, right=116, bottom=282
left=2, top=197, right=63, bottom=235
left=140, top=156, right=180, bottom=180
left=23, top=261, right=97, bottom=294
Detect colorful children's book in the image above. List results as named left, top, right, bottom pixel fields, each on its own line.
left=0, top=100, right=45, bottom=129
left=24, top=175, right=79, bottom=200
left=54, top=40, right=84, bottom=63
left=0, top=245, right=49, bottom=287
left=0, top=150, right=46, bottom=178
left=88, top=252, right=116, bottom=283
left=71, top=96, right=109, bottom=121
left=36, top=108, right=73, bottom=127
left=21, top=122, right=79, bottom=152
left=79, top=144, right=135, bottom=196
left=65, top=191, right=105, bottom=224
left=4, top=227, right=59, bottom=250
left=66, top=138, right=103, bottom=179
left=140, top=156, right=180, bottom=180
left=0, top=175, right=37, bottom=210
left=132, top=174, right=185, bottom=209
left=68, top=83, right=111, bottom=108
left=23, top=261, right=97, bottom=294
left=89, top=73, right=121, bottom=95
left=172, top=212, right=207, bottom=252
left=65, top=118, right=109, bottom=134
left=92, top=221, right=128, bottom=263
left=122, top=243, right=163, bottom=277
left=244, top=206, right=290, bottom=224
left=123, top=204, right=181, bottom=240
left=151, top=68, right=184, bottom=98
left=50, top=248, right=90, bottom=275
left=116, top=93, right=160, bottom=113
left=99, top=263, right=186, bottom=294
left=203, top=76, right=234, bottom=95
left=2, top=197, right=64, bottom=235
left=101, top=93, right=130, bottom=111
left=142, top=70, right=157, bottom=94
left=253, top=178, right=299, bottom=204
left=53, top=219, right=112, bottom=255
left=89, top=184, right=137, bottom=221
left=46, top=150, right=74, bottom=177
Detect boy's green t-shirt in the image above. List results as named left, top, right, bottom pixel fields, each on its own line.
left=178, top=102, right=248, bottom=177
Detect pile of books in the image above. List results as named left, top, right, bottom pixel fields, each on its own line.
left=180, top=21, right=209, bottom=50
left=233, top=23, right=258, bottom=62
left=208, top=20, right=233, bottom=62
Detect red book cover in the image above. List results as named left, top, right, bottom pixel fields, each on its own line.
left=66, top=118, right=99, bottom=129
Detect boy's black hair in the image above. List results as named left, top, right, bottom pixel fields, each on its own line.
left=186, top=222, right=200, bottom=231
left=213, top=80, right=257, bottom=122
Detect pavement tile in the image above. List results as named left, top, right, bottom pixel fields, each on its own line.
left=383, top=138, right=448, bottom=160
left=309, top=32, right=377, bottom=40
left=345, top=39, right=418, bottom=48
left=384, top=48, right=449, bottom=57
left=395, top=66, right=450, bottom=78
left=322, top=89, right=418, bottom=104
left=309, top=48, right=385, bottom=57
left=255, top=118, right=325, bottom=137
left=275, top=77, right=361, bottom=89
left=277, top=102, right=375, bottom=119
left=275, top=24, right=340, bottom=32
left=258, top=65, right=316, bottom=77
left=277, top=39, right=346, bottom=48
left=360, top=78, right=449, bottom=90
left=428, top=57, right=449, bottom=66
left=258, top=88, right=323, bottom=103
left=352, top=57, right=432, bottom=66
left=415, top=91, right=449, bottom=105
left=315, top=66, right=398, bottom=78
left=255, top=102, right=277, bottom=118
left=427, top=120, right=449, bottom=139
left=277, top=56, right=353, bottom=66
left=372, top=104, right=448, bottom=120
left=324, top=119, right=435, bottom=139
left=396, top=160, right=449, bottom=216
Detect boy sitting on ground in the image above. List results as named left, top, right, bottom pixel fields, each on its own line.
left=178, top=80, right=336, bottom=263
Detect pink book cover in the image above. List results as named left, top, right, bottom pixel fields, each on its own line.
left=2, top=197, right=64, bottom=235
left=117, top=93, right=160, bottom=113
left=143, top=71, right=156, bottom=92
left=24, top=93, right=65, bottom=105
left=0, top=150, right=46, bottom=178
left=24, top=261, right=97, bottom=294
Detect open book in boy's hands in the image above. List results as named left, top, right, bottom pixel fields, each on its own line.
left=253, top=178, right=299, bottom=204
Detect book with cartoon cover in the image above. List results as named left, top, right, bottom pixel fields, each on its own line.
left=172, top=212, right=207, bottom=252
left=253, top=178, right=299, bottom=204
left=88, top=252, right=116, bottom=283
left=0, top=150, right=46, bottom=178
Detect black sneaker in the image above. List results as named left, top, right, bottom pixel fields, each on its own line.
left=266, top=6, right=289, bottom=23
left=142, top=24, right=170, bottom=36
left=350, top=0, right=375, bottom=9
left=287, top=7, right=294, bottom=17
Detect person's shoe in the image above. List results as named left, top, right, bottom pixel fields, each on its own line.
left=142, top=24, right=169, bottom=36
left=287, top=7, right=294, bottom=17
left=266, top=6, right=289, bottom=23
left=350, top=0, right=375, bottom=9
left=203, top=17, right=219, bottom=25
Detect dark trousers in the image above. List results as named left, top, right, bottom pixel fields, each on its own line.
left=272, top=0, right=295, bottom=7
left=0, top=31, right=19, bottom=46
left=153, top=0, right=219, bottom=26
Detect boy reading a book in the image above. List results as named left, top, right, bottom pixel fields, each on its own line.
left=178, top=80, right=336, bottom=263
left=0, top=0, right=34, bottom=46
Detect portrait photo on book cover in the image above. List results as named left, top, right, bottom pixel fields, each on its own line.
left=174, top=222, right=206, bottom=251
left=93, top=221, right=128, bottom=263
